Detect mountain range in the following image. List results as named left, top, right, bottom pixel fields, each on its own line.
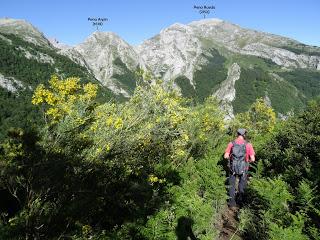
left=0, top=17, right=320, bottom=131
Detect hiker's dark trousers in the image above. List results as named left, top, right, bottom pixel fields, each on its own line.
left=228, top=172, right=247, bottom=206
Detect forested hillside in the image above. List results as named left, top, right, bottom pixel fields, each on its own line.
left=0, top=72, right=319, bottom=239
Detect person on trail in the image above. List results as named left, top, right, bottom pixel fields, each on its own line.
left=224, top=128, right=255, bottom=208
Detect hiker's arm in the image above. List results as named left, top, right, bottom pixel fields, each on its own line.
left=248, top=144, right=255, bottom=162
left=224, top=143, right=232, bottom=159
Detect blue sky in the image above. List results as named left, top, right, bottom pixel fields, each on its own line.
left=1, top=0, right=319, bottom=47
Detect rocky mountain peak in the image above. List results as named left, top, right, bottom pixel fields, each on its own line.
left=189, top=18, right=224, bottom=26
left=160, top=22, right=193, bottom=34
left=72, top=31, right=141, bottom=96
left=75, top=31, right=140, bottom=66
left=83, top=31, right=130, bottom=47
left=0, top=18, right=52, bottom=47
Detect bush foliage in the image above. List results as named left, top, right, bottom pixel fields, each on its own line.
left=0, top=73, right=226, bottom=239
left=0, top=72, right=319, bottom=239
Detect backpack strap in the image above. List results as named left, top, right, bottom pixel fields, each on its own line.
left=232, top=140, right=247, bottom=147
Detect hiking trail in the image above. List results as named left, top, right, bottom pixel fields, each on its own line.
left=216, top=205, right=242, bottom=240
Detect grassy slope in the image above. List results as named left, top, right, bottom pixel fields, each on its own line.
left=175, top=76, right=196, bottom=99
left=175, top=48, right=228, bottom=103
left=280, top=43, right=320, bottom=56
left=111, top=57, right=138, bottom=94
left=278, top=69, right=320, bottom=100
left=229, top=53, right=319, bottom=114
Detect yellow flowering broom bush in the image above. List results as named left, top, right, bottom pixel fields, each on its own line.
left=32, top=73, right=225, bottom=184
left=230, top=98, right=276, bottom=139
left=29, top=73, right=225, bottom=238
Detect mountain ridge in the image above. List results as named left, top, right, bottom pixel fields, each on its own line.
left=0, top=17, right=319, bottom=117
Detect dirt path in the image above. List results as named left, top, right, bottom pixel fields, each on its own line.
left=216, top=205, right=242, bottom=240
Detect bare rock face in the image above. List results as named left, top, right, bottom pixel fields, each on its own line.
left=0, top=73, right=25, bottom=92
left=57, top=47, right=91, bottom=70
left=239, top=43, right=320, bottom=69
left=213, top=63, right=241, bottom=119
left=213, top=63, right=241, bottom=102
left=136, top=23, right=204, bottom=85
left=17, top=46, right=55, bottom=64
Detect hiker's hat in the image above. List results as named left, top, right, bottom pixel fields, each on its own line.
left=237, top=128, right=247, bottom=136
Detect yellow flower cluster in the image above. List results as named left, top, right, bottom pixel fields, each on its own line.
left=90, top=124, right=98, bottom=132
left=170, top=112, right=185, bottom=127
left=181, top=133, right=189, bottom=141
left=114, top=118, right=123, bottom=129
left=235, top=98, right=276, bottom=134
left=105, top=143, right=111, bottom=152
left=32, top=75, right=98, bottom=123
left=202, top=113, right=211, bottom=131
left=82, top=224, right=92, bottom=236
left=82, top=83, right=98, bottom=101
left=105, top=117, right=113, bottom=126
left=32, top=84, right=58, bottom=106
left=148, top=174, right=166, bottom=185
left=103, top=116, right=123, bottom=129
left=49, top=75, right=80, bottom=96
left=251, top=98, right=276, bottom=132
left=46, top=107, right=61, bottom=120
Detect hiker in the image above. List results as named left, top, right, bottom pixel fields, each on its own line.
left=224, top=128, right=255, bottom=208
